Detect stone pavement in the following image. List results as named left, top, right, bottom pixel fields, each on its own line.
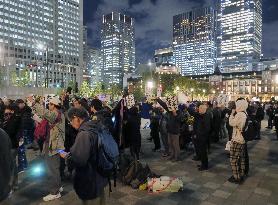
left=2, top=121, right=278, bottom=205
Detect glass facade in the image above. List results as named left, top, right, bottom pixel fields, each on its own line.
left=173, top=7, right=217, bottom=76
left=218, top=0, right=262, bottom=73
left=101, top=12, right=135, bottom=87
left=88, top=48, right=101, bottom=87
left=154, top=47, right=174, bottom=67
left=0, top=0, right=82, bottom=87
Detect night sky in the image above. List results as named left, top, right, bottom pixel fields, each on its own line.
left=84, top=0, right=278, bottom=64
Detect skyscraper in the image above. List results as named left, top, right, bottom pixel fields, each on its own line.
left=101, top=12, right=135, bottom=87
left=218, top=0, right=262, bottom=73
left=0, top=0, right=83, bottom=87
left=173, top=7, right=217, bottom=76
left=88, top=48, right=102, bottom=87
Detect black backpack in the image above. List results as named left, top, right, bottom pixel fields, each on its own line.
left=242, top=112, right=257, bottom=141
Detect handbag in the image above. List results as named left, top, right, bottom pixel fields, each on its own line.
left=147, top=176, right=183, bottom=193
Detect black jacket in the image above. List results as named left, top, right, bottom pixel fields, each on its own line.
left=126, top=112, right=141, bottom=147
left=157, top=98, right=182, bottom=135
left=194, top=112, right=211, bottom=142
left=212, top=107, right=222, bottom=129
left=0, top=128, right=12, bottom=202
left=255, top=106, right=265, bottom=121
left=2, top=114, right=21, bottom=149
left=65, top=119, right=78, bottom=152
left=19, top=105, right=34, bottom=131
left=70, top=120, right=108, bottom=200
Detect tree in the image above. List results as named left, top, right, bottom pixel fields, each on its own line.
left=133, top=87, right=144, bottom=102
left=0, top=68, right=4, bottom=87
left=107, top=84, right=122, bottom=101
left=159, top=74, right=180, bottom=96
left=10, top=68, right=31, bottom=87
left=91, top=82, right=103, bottom=98
left=79, top=81, right=91, bottom=97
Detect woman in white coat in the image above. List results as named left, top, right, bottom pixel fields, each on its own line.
left=228, top=98, right=248, bottom=184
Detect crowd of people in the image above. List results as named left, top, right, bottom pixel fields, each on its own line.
left=0, top=87, right=272, bottom=204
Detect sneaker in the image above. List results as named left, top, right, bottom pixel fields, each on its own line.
left=59, top=187, right=63, bottom=193
left=43, top=192, right=61, bottom=202
left=18, top=170, right=25, bottom=174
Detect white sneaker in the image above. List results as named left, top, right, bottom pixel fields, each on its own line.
left=59, top=187, right=63, bottom=193
left=43, top=192, right=61, bottom=202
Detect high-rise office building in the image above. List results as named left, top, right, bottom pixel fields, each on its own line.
left=88, top=48, right=101, bottom=87
left=173, top=7, right=217, bottom=76
left=83, top=26, right=90, bottom=83
left=0, top=0, right=83, bottom=87
left=154, top=47, right=174, bottom=67
left=101, top=12, right=135, bottom=87
left=218, top=0, right=262, bottom=73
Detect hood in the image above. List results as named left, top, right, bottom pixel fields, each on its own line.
left=79, top=120, right=98, bottom=132
left=236, top=99, right=248, bottom=112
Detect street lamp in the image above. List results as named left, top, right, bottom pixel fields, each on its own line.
left=147, top=81, right=153, bottom=89
left=37, top=43, right=49, bottom=88
left=190, top=88, right=194, bottom=101
left=202, top=89, right=206, bottom=101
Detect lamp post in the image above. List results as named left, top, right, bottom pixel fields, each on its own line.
left=176, top=86, right=180, bottom=94
left=146, top=81, right=154, bottom=96
left=190, top=88, right=194, bottom=101
left=203, top=89, right=206, bottom=101
left=38, top=43, right=49, bottom=88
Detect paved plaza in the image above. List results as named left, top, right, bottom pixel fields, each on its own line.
left=2, top=121, right=278, bottom=205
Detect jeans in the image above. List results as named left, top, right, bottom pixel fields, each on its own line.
left=160, top=131, right=169, bottom=154
left=11, top=149, right=18, bottom=188
left=18, top=141, right=28, bottom=171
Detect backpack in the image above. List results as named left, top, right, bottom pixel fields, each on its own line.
left=93, top=125, right=119, bottom=192
left=121, top=160, right=143, bottom=185
left=256, top=107, right=265, bottom=121
left=34, top=119, right=49, bottom=141
left=241, top=112, right=257, bottom=142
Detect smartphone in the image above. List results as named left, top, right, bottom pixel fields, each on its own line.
left=57, top=149, right=67, bottom=155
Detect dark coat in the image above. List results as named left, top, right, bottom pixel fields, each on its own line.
left=194, top=112, right=211, bottom=143
left=65, top=119, right=78, bottom=152
left=126, top=111, right=141, bottom=147
left=70, top=120, right=108, bottom=200
left=2, top=114, right=21, bottom=149
left=212, top=107, right=222, bottom=129
left=0, top=128, right=12, bottom=202
left=19, top=105, right=34, bottom=131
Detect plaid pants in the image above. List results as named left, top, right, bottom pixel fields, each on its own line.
left=230, top=141, right=245, bottom=180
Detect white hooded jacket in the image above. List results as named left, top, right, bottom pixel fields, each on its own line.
left=229, top=99, right=248, bottom=144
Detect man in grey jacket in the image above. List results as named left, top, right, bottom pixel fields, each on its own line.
left=61, top=107, right=108, bottom=205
